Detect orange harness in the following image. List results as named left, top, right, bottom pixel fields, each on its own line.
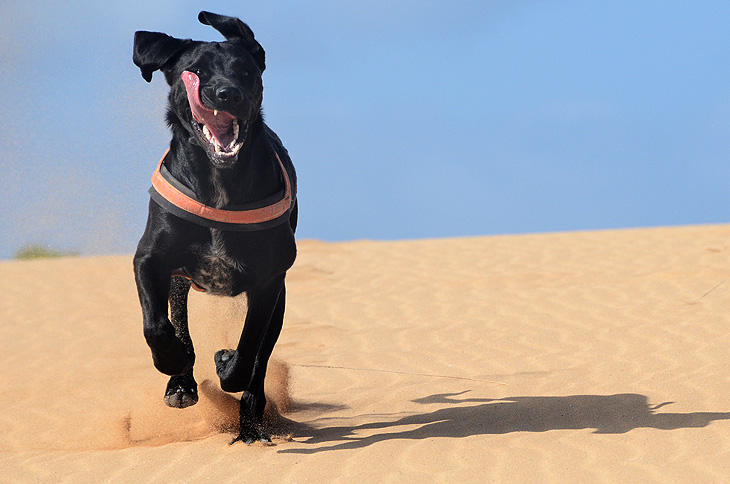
left=150, top=148, right=293, bottom=228
left=149, top=148, right=295, bottom=292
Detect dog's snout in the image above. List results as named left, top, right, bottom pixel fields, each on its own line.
left=216, top=86, right=243, bottom=105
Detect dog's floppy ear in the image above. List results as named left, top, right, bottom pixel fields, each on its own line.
left=198, top=11, right=265, bottom=72
left=133, top=31, right=192, bottom=83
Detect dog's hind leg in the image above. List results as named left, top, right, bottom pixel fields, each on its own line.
left=214, top=276, right=285, bottom=443
left=164, top=276, right=199, bottom=408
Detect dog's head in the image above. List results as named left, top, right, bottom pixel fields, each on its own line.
left=133, top=12, right=265, bottom=168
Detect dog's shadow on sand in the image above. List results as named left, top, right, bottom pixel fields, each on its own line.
left=278, top=391, right=730, bottom=454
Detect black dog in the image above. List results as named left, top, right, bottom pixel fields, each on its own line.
left=132, top=11, right=297, bottom=444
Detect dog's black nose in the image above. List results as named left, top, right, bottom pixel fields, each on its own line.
left=216, top=86, right=243, bottom=104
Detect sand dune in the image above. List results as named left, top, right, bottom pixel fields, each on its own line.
left=2, top=225, right=730, bottom=482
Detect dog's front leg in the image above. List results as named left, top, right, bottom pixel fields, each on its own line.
left=164, top=277, right=198, bottom=408
left=134, top=252, right=195, bottom=376
left=238, top=282, right=287, bottom=444
left=214, top=275, right=285, bottom=443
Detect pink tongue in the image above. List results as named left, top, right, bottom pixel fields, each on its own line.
left=180, top=71, right=236, bottom=145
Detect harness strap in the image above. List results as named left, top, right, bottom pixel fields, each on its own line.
left=149, top=148, right=293, bottom=230
left=171, top=268, right=206, bottom=292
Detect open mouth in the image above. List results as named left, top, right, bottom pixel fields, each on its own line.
left=181, top=71, right=245, bottom=164
left=193, top=114, right=245, bottom=160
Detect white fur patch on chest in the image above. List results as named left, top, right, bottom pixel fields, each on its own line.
left=191, top=229, right=245, bottom=295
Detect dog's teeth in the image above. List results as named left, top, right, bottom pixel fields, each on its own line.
left=214, top=110, right=218, bottom=116
left=203, top=125, right=212, bottom=141
left=233, top=122, right=239, bottom=139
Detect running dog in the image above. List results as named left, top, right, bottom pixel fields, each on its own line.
left=132, top=11, right=297, bottom=444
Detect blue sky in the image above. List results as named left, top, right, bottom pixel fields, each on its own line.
left=1, top=1, right=729, bottom=258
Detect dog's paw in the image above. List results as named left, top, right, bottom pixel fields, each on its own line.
left=214, top=349, right=245, bottom=392
left=164, top=373, right=199, bottom=408
left=230, top=421, right=272, bottom=445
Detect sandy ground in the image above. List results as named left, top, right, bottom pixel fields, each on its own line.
left=1, top=225, right=730, bottom=483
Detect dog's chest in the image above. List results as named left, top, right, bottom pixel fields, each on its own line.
left=186, top=223, right=296, bottom=296
left=189, top=230, right=247, bottom=296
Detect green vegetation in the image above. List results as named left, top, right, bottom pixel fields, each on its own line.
left=13, top=244, right=77, bottom=260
